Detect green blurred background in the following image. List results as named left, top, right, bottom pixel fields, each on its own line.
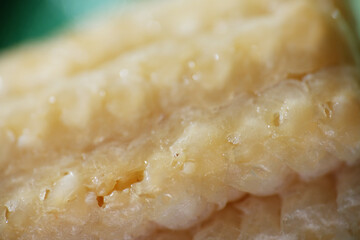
left=0, top=0, right=358, bottom=52
left=0, top=0, right=122, bottom=51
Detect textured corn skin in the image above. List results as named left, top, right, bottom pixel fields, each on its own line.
left=0, top=0, right=360, bottom=239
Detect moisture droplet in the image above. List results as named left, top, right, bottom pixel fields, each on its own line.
left=119, top=69, right=129, bottom=78
left=48, top=96, right=56, bottom=104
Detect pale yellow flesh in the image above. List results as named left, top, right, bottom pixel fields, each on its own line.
left=0, top=0, right=360, bottom=239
